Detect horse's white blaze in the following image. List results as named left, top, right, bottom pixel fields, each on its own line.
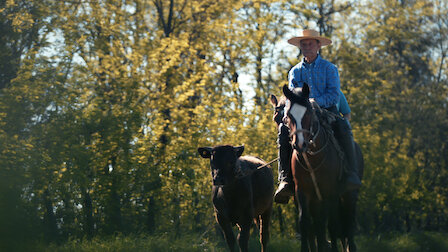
left=290, top=103, right=306, bottom=149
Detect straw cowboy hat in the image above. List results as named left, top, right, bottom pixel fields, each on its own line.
left=287, top=29, right=332, bottom=47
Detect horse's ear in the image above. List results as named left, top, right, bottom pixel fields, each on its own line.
left=234, top=145, right=244, bottom=157
left=282, top=85, right=293, bottom=99
left=198, top=147, right=212, bottom=159
left=302, top=83, right=310, bottom=98
left=270, top=94, right=278, bottom=107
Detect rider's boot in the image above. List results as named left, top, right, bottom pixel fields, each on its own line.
left=335, top=119, right=361, bottom=192
left=274, top=123, right=295, bottom=204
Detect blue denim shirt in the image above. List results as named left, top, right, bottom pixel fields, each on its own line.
left=288, top=54, right=340, bottom=108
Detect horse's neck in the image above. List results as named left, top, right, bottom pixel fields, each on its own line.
left=307, top=110, right=329, bottom=154
left=312, top=110, right=342, bottom=158
left=312, top=118, right=325, bottom=147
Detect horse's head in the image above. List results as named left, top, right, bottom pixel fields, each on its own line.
left=270, top=94, right=287, bottom=126
left=198, top=145, right=244, bottom=186
left=282, top=83, right=315, bottom=153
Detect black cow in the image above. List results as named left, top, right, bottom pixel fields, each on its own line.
left=198, top=145, right=274, bottom=252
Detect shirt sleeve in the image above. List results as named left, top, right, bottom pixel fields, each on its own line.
left=338, top=90, right=351, bottom=115
left=314, top=64, right=340, bottom=108
left=288, top=66, right=301, bottom=89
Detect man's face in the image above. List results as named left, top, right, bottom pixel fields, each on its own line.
left=299, top=39, right=321, bottom=59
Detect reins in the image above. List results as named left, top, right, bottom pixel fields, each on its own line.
left=300, top=152, right=323, bottom=201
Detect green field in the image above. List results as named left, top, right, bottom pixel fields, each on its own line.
left=39, top=232, right=448, bottom=252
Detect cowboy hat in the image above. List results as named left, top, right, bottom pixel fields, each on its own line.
left=287, top=29, right=332, bottom=47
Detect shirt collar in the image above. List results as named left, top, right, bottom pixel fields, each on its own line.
left=302, top=54, right=321, bottom=67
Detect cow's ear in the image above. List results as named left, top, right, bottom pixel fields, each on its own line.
left=198, top=147, right=212, bottom=158
left=270, top=94, right=278, bottom=107
left=234, top=145, right=244, bottom=157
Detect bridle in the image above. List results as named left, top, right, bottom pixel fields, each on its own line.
left=288, top=106, right=328, bottom=156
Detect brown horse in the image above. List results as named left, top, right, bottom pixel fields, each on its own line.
left=281, top=84, right=363, bottom=252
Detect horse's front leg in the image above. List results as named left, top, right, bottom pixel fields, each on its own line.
left=328, top=196, right=341, bottom=252
left=296, top=189, right=315, bottom=252
left=313, top=201, right=329, bottom=252
left=342, top=190, right=359, bottom=252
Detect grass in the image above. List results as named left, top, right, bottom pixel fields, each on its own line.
left=45, top=233, right=221, bottom=252
left=40, top=231, right=448, bottom=252
left=356, top=232, right=448, bottom=252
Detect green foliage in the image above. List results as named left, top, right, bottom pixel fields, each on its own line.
left=334, top=0, right=448, bottom=232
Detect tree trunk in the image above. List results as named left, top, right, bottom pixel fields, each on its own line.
left=43, top=189, right=59, bottom=242
left=146, top=196, right=156, bottom=234
left=83, top=190, right=94, bottom=239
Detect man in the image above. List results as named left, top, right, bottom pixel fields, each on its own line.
left=274, top=29, right=361, bottom=204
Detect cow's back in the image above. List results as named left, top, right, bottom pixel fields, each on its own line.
left=238, top=156, right=274, bottom=215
